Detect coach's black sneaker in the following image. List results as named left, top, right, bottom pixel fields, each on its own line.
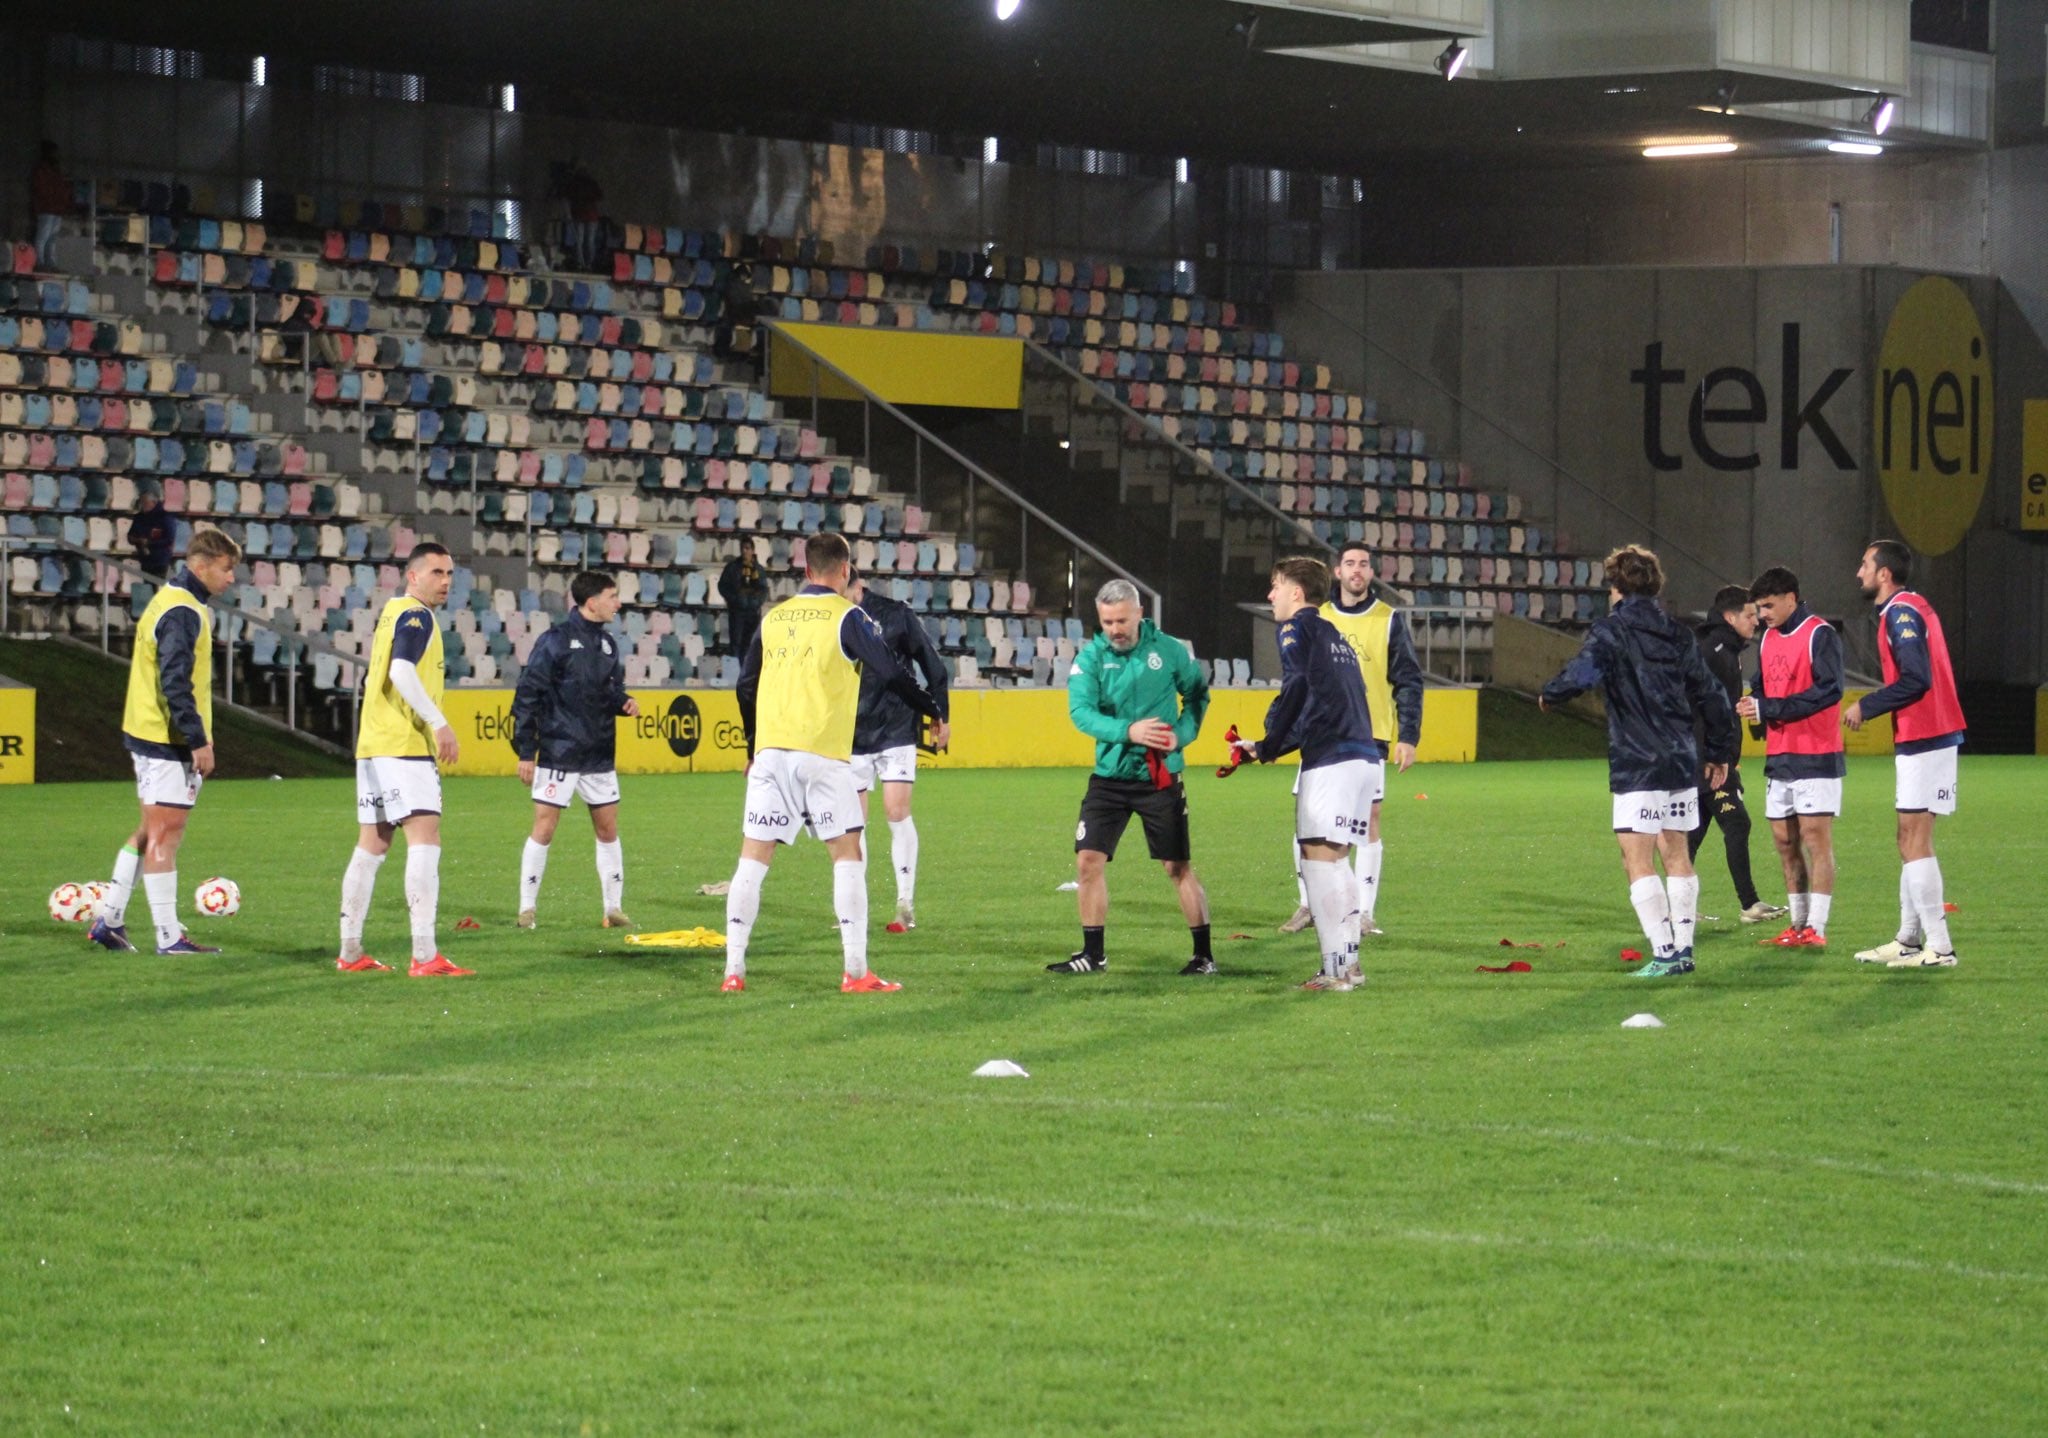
left=1179, top=956, right=1217, bottom=975
left=1047, top=952, right=1106, bottom=974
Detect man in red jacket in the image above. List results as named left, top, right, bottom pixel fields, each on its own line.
left=1844, top=540, right=1966, bottom=969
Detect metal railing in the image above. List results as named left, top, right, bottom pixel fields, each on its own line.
left=1, top=534, right=359, bottom=747
left=765, top=321, right=1163, bottom=627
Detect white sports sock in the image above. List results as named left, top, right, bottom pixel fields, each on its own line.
left=1355, top=840, right=1384, bottom=923
left=595, top=838, right=624, bottom=913
left=724, top=856, right=767, bottom=977
left=404, top=844, right=440, bottom=962
left=1896, top=865, right=1923, bottom=946
left=339, top=847, right=384, bottom=955
left=835, top=858, right=869, bottom=977
left=1300, top=858, right=1355, bottom=976
left=519, top=838, right=550, bottom=912
left=1806, top=892, right=1832, bottom=937
left=104, top=844, right=141, bottom=927
left=1666, top=874, right=1700, bottom=955
left=1293, top=834, right=1307, bottom=908
left=887, top=817, right=918, bottom=909
left=1904, top=857, right=1951, bottom=953
left=144, top=869, right=180, bottom=949
left=1789, top=891, right=1809, bottom=927
left=1629, top=874, right=1675, bottom=958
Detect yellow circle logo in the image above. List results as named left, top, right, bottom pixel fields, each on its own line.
left=1874, top=276, right=1992, bottom=556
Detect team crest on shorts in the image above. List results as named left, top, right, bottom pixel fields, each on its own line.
left=1076, top=820, right=1087, bottom=841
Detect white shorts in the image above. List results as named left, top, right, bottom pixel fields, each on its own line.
left=531, top=766, right=621, bottom=809
left=133, top=753, right=202, bottom=809
left=1765, top=776, right=1842, bottom=820
left=850, top=745, right=917, bottom=793
left=1895, top=748, right=1959, bottom=815
left=1612, top=787, right=1698, bottom=835
left=743, top=749, right=862, bottom=845
left=356, top=755, right=443, bottom=826
left=1289, top=757, right=1386, bottom=805
left=1295, top=759, right=1382, bottom=846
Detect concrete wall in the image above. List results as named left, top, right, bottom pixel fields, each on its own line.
left=1279, top=263, right=2046, bottom=685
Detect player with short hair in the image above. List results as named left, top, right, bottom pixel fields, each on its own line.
left=88, top=527, right=242, bottom=955
left=337, top=543, right=468, bottom=976
left=1844, top=540, right=1967, bottom=969
left=722, top=532, right=944, bottom=994
left=1278, top=540, right=1422, bottom=939
left=1541, top=545, right=1737, bottom=979
left=512, top=569, right=642, bottom=929
left=1235, top=556, right=1383, bottom=990
left=1690, top=584, right=1783, bottom=925
left=1052, top=577, right=1214, bottom=975
left=1736, top=566, right=1844, bottom=949
left=847, top=572, right=951, bottom=934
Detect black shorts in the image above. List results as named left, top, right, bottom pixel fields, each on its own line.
left=1076, top=774, right=1191, bottom=863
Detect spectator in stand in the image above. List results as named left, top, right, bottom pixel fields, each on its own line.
left=563, top=162, right=604, bottom=272
left=127, top=485, right=175, bottom=579
left=718, top=536, right=772, bottom=658
left=29, top=141, right=71, bottom=271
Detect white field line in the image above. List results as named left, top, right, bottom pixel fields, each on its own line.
left=8, top=1060, right=2048, bottom=1202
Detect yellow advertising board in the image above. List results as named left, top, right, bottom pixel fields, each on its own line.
left=0, top=681, right=33, bottom=784
left=435, top=687, right=1481, bottom=778
left=769, top=323, right=1023, bottom=410
left=1874, top=276, right=1993, bottom=556
left=2023, top=399, right=2048, bottom=532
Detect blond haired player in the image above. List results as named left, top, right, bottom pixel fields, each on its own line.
left=89, top=527, right=241, bottom=955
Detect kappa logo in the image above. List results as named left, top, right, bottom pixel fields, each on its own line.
left=570, top=639, right=584, bottom=650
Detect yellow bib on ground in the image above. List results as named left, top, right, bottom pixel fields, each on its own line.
left=1318, top=599, right=1395, bottom=746
left=358, top=596, right=445, bottom=759
left=755, top=591, right=861, bottom=760
left=123, top=583, right=213, bottom=748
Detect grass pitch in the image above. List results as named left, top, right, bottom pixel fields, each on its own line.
left=4, top=758, right=2046, bottom=1434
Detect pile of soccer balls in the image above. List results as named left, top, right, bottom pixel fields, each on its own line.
left=47, top=876, right=241, bottom=924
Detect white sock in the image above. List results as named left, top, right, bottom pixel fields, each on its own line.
left=888, top=817, right=918, bottom=909
left=724, top=856, right=767, bottom=977
left=1789, top=891, right=1809, bottom=927
left=1355, top=840, right=1384, bottom=924
left=1300, top=858, right=1355, bottom=976
left=340, top=847, right=384, bottom=956
left=404, top=844, right=440, bottom=962
left=1293, top=834, right=1307, bottom=908
left=144, top=869, right=180, bottom=949
left=1666, top=874, right=1700, bottom=955
left=835, top=858, right=869, bottom=977
left=1897, top=865, right=1923, bottom=946
left=596, top=838, right=624, bottom=913
left=104, top=844, right=141, bottom=926
left=1904, top=857, right=1951, bottom=953
left=519, top=838, right=550, bottom=912
left=1807, top=892, right=1832, bottom=937
left=1630, top=874, right=1675, bottom=958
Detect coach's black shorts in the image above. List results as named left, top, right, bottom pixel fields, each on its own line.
left=1075, top=774, right=1191, bottom=863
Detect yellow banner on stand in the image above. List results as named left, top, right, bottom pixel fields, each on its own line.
left=0, top=681, right=33, bottom=784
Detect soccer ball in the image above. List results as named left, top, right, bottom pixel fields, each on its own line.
left=81, top=881, right=110, bottom=918
left=48, top=882, right=94, bottom=923
left=194, top=877, right=242, bottom=918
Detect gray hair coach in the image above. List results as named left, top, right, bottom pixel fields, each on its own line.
left=1095, top=578, right=1141, bottom=608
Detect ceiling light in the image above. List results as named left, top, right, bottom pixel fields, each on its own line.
left=1603, top=85, right=1643, bottom=96
left=1436, top=41, right=1469, bottom=80
left=1828, top=140, right=1884, bottom=156
left=1643, top=142, right=1738, bottom=158
left=1865, top=94, right=1895, bottom=134
left=995, top=0, right=1021, bottom=19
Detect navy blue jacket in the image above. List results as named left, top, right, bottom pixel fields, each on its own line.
left=124, top=567, right=209, bottom=761
left=127, top=505, right=174, bottom=573
left=511, top=609, right=631, bottom=772
left=1542, top=596, right=1737, bottom=794
left=1257, top=608, right=1379, bottom=772
left=853, top=589, right=950, bottom=754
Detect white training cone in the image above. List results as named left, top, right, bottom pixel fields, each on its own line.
left=1054, top=881, right=1080, bottom=893
left=973, top=1059, right=1030, bottom=1078
left=1620, top=1013, right=1666, bottom=1029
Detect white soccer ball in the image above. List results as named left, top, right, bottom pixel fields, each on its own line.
left=49, top=882, right=94, bottom=923
left=81, top=881, right=110, bottom=919
left=194, top=876, right=242, bottom=918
